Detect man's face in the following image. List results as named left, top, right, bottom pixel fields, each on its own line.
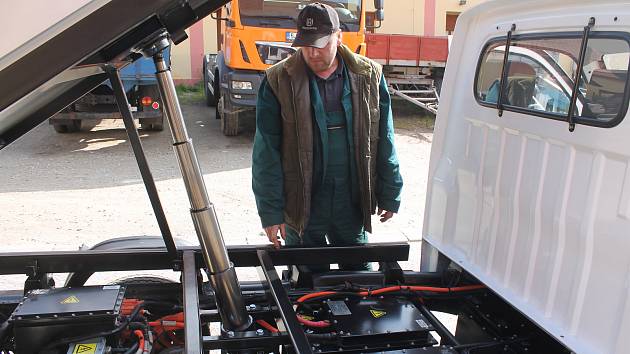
left=301, top=31, right=342, bottom=74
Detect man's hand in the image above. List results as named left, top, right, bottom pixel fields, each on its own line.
left=377, top=208, right=394, bottom=222
left=263, top=224, right=286, bottom=249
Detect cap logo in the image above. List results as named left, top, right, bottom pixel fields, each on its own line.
left=306, top=18, right=314, bottom=26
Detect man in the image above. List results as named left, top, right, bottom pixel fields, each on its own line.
left=252, top=3, right=403, bottom=271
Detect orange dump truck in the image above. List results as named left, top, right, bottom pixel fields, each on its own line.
left=203, top=0, right=384, bottom=136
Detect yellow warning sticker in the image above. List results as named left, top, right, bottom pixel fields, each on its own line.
left=73, top=343, right=97, bottom=354
left=369, top=309, right=386, bottom=318
left=60, top=295, right=80, bottom=304
left=299, top=315, right=315, bottom=321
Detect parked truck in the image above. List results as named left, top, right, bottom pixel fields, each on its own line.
left=49, top=48, right=170, bottom=133
left=203, top=0, right=384, bottom=136
left=366, top=33, right=449, bottom=114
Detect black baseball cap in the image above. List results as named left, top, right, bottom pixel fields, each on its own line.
left=292, top=3, right=340, bottom=48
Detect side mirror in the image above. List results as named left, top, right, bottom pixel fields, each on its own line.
left=211, top=11, right=229, bottom=22
left=375, top=9, right=384, bottom=21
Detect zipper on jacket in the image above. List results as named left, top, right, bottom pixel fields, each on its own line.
left=290, top=80, right=306, bottom=236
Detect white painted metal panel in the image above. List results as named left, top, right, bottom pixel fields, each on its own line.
left=0, top=0, right=109, bottom=69
left=423, top=1, right=630, bottom=353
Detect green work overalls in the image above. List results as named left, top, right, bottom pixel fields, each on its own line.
left=285, top=69, right=369, bottom=272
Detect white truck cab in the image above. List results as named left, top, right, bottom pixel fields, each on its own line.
left=423, top=1, right=630, bottom=353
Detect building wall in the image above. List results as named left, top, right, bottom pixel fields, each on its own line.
left=170, top=0, right=488, bottom=83
left=369, top=0, right=425, bottom=36
left=366, top=0, right=487, bottom=36
left=171, top=16, right=219, bottom=85
left=434, top=0, right=487, bottom=36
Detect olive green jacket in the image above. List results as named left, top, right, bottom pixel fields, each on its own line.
left=252, top=44, right=402, bottom=234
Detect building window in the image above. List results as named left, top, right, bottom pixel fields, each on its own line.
left=475, top=32, right=630, bottom=128
left=446, top=12, right=459, bottom=35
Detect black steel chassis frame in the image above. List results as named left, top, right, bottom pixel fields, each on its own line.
left=0, top=244, right=411, bottom=353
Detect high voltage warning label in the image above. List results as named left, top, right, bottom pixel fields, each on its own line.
left=60, top=295, right=80, bottom=304
left=73, top=343, right=97, bottom=354
left=369, top=309, right=386, bottom=318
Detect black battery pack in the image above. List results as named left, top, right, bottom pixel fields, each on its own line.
left=9, top=285, right=125, bottom=354
left=323, top=297, right=437, bottom=351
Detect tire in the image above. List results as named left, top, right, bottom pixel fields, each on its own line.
left=203, top=62, right=217, bottom=107
left=217, top=94, right=239, bottom=136
left=108, top=275, right=176, bottom=285
left=151, top=121, right=164, bottom=131
left=53, top=120, right=81, bottom=133
left=140, top=121, right=164, bottom=131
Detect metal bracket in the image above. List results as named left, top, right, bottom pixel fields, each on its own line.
left=104, top=64, right=178, bottom=260
left=257, top=250, right=313, bottom=353
left=379, top=261, right=404, bottom=284
left=567, top=17, right=596, bottom=132
left=24, top=260, right=54, bottom=294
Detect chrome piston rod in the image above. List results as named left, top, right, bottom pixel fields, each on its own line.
left=150, top=38, right=249, bottom=331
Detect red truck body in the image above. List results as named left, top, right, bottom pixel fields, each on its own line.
left=366, top=33, right=449, bottom=66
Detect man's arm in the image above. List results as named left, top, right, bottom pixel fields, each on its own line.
left=376, top=75, right=403, bottom=215
left=252, top=77, right=285, bottom=229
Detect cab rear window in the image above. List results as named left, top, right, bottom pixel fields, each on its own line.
left=475, top=32, right=630, bottom=128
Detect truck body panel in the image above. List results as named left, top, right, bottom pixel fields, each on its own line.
left=423, top=1, right=630, bottom=353
left=366, top=34, right=449, bottom=67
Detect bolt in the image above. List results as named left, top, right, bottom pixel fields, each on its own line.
left=387, top=344, right=391, bottom=348
left=364, top=346, right=369, bottom=350
left=333, top=319, right=338, bottom=324
left=345, top=297, right=349, bottom=301
left=256, top=329, right=264, bottom=336
left=227, top=331, right=235, bottom=337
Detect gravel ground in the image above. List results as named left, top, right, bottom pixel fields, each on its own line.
left=0, top=98, right=433, bottom=289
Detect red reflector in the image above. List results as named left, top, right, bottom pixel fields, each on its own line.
left=141, top=96, right=152, bottom=106
left=151, top=101, right=160, bottom=110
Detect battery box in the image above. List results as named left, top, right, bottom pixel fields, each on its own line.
left=323, top=297, right=437, bottom=351
left=9, top=285, right=125, bottom=354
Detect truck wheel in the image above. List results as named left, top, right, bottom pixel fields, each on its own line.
left=218, top=95, right=239, bottom=136
left=203, top=62, right=217, bottom=107
left=53, top=120, right=81, bottom=133
left=140, top=119, right=164, bottom=131
left=151, top=121, right=164, bottom=131
left=108, top=275, right=176, bottom=285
